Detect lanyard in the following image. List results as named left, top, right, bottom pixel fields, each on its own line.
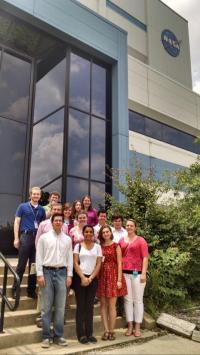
left=29, top=202, right=39, bottom=223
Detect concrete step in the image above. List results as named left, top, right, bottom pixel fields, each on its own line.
left=0, top=316, right=126, bottom=349
left=0, top=329, right=159, bottom=354
left=0, top=260, right=28, bottom=274
left=5, top=296, right=37, bottom=311
left=4, top=304, right=101, bottom=328
left=0, top=274, right=28, bottom=286
left=5, top=284, right=31, bottom=297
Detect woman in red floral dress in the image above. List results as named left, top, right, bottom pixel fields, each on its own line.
left=97, top=225, right=127, bottom=340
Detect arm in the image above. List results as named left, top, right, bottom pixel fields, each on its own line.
left=35, top=222, right=44, bottom=248
left=73, top=253, right=89, bottom=287
left=13, top=217, right=21, bottom=249
left=66, top=240, right=73, bottom=288
left=116, top=245, right=123, bottom=289
left=36, top=237, right=45, bottom=287
left=140, top=256, right=148, bottom=283
left=88, top=256, right=102, bottom=283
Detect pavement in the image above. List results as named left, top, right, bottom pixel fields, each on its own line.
left=95, top=334, right=200, bottom=355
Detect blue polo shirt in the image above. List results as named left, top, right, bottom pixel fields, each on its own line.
left=15, top=202, right=46, bottom=233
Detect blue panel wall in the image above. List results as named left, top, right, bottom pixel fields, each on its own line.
left=1, top=0, right=129, bottom=200
left=129, top=151, right=184, bottom=182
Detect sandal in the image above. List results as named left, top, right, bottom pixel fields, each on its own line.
left=101, top=331, right=109, bottom=340
left=125, top=328, right=133, bottom=336
left=108, top=332, right=116, bottom=340
left=133, top=331, right=141, bottom=337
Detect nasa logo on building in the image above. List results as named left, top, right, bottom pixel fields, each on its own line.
left=161, top=29, right=181, bottom=57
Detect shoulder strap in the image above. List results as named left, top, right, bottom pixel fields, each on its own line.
left=79, top=243, right=81, bottom=253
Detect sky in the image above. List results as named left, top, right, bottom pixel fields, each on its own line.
left=162, top=0, right=200, bottom=94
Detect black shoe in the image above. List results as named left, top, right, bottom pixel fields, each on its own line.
left=27, top=291, right=37, bottom=299
left=87, top=336, right=97, bottom=343
left=79, top=336, right=89, bottom=344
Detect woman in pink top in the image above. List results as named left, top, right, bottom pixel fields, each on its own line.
left=81, top=195, right=98, bottom=227
left=119, top=219, right=148, bottom=337
left=69, top=211, right=87, bottom=249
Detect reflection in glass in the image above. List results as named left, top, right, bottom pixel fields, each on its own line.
left=90, top=182, right=105, bottom=208
left=68, top=109, right=89, bottom=178
left=66, top=177, right=88, bottom=202
left=34, top=51, right=66, bottom=122
left=69, top=53, right=90, bottom=112
left=30, top=109, right=64, bottom=187
left=145, top=117, right=162, bottom=141
left=0, top=194, right=21, bottom=255
left=92, top=64, right=106, bottom=118
left=129, top=111, right=145, bottom=134
left=91, top=117, right=105, bottom=182
left=0, top=117, right=26, bottom=194
left=0, top=51, right=31, bottom=122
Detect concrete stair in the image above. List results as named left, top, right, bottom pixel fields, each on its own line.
left=0, top=259, right=158, bottom=353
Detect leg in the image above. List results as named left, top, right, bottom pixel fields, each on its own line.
left=123, top=274, right=134, bottom=335
left=41, top=269, right=54, bottom=340
left=108, top=297, right=117, bottom=334
left=85, top=277, right=98, bottom=338
left=53, top=268, right=67, bottom=338
left=27, top=237, right=36, bottom=295
left=132, top=275, right=146, bottom=336
left=13, top=234, right=31, bottom=292
left=100, top=297, right=109, bottom=334
left=74, top=275, right=87, bottom=340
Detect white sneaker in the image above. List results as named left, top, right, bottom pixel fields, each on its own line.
left=41, top=339, right=50, bottom=348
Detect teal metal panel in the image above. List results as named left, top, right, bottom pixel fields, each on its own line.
left=1, top=0, right=129, bottom=200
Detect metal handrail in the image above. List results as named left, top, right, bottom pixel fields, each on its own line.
left=0, top=252, right=20, bottom=333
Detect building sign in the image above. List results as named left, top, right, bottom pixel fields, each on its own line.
left=161, top=29, right=180, bottom=57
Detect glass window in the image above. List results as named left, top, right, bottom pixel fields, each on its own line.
left=0, top=194, right=21, bottom=256
left=92, top=63, right=106, bottom=118
left=0, top=51, right=31, bottom=122
left=66, top=177, right=88, bottom=202
left=0, top=117, right=26, bottom=194
left=90, top=182, right=105, bottom=208
left=34, top=51, right=66, bottom=122
left=67, top=109, right=90, bottom=178
left=91, top=117, right=105, bottom=182
left=145, top=117, right=162, bottom=141
left=129, top=111, right=145, bottom=134
left=29, top=109, right=64, bottom=187
left=69, top=53, right=90, bottom=112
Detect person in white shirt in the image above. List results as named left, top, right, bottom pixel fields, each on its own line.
left=73, top=224, right=102, bottom=344
left=111, top=214, right=127, bottom=243
left=94, top=209, right=107, bottom=239
left=36, top=213, right=73, bottom=349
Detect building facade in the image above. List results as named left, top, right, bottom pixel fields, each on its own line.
left=0, top=0, right=199, bottom=255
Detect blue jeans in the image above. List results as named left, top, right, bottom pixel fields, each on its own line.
left=41, top=267, right=67, bottom=340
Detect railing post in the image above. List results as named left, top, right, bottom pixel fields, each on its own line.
left=0, top=264, right=8, bottom=333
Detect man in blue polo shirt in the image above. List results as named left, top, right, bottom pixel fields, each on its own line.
left=12, top=187, right=46, bottom=299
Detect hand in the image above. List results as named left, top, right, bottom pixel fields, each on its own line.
left=117, top=281, right=122, bottom=289
left=66, top=276, right=72, bottom=288
left=14, top=239, right=20, bottom=249
left=37, top=276, right=45, bottom=288
left=140, top=273, right=146, bottom=283
left=81, top=276, right=89, bottom=287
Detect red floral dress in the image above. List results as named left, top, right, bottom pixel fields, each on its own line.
left=96, top=243, right=127, bottom=298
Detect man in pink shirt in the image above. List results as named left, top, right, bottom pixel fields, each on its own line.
left=35, top=203, right=63, bottom=247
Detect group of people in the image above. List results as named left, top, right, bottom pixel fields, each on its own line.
left=12, top=187, right=149, bottom=348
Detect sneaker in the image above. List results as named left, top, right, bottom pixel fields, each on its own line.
left=54, top=337, right=68, bottom=346
left=36, top=316, right=42, bottom=328
left=79, top=336, right=89, bottom=344
left=87, top=335, right=97, bottom=343
left=41, top=339, right=50, bottom=348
